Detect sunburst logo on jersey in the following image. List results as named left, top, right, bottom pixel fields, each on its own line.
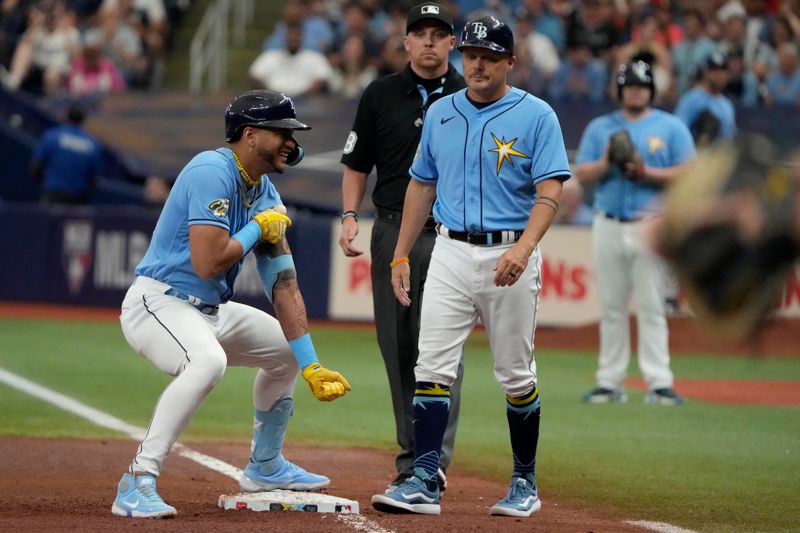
left=648, top=135, right=666, bottom=154
left=489, top=133, right=530, bottom=174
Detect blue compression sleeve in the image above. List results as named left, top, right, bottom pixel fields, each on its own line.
left=288, top=333, right=319, bottom=370
left=256, top=253, right=294, bottom=303
left=232, top=220, right=261, bottom=255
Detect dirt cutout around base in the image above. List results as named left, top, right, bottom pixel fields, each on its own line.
left=0, top=437, right=645, bottom=533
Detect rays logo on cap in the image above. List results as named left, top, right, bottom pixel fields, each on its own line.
left=631, top=61, right=651, bottom=82
left=470, top=22, right=487, bottom=39
left=421, top=5, right=439, bottom=14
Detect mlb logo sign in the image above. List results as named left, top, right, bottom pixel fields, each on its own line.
left=421, top=5, right=439, bottom=14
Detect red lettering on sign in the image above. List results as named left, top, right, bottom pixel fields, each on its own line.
left=349, top=258, right=372, bottom=293
left=569, top=266, right=587, bottom=300
left=541, top=258, right=588, bottom=301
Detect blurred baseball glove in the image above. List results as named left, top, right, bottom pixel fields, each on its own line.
left=657, top=133, right=800, bottom=337
left=691, top=109, right=722, bottom=148
left=608, top=129, right=643, bottom=179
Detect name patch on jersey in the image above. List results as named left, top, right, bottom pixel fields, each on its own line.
left=343, top=131, right=357, bottom=154
left=208, top=199, right=230, bottom=217
left=489, top=133, right=530, bottom=173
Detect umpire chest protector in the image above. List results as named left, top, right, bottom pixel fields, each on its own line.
left=340, top=63, right=465, bottom=212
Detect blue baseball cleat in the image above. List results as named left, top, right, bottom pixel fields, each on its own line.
left=371, top=475, right=441, bottom=515
left=111, top=472, right=177, bottom=518
left=490, top=474, right=541, bottom=517
left=239, top=456, right=330, bottom=492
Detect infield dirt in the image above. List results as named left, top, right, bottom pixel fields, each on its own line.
left=0, top=437, right=645, bottom=532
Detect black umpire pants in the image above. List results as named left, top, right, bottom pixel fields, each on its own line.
left=371, top=210, right=464, bottom=477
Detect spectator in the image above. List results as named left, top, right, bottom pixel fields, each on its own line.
left=763, top=42, right=800, bottom=107
left=522, top=0, right=566, bottom=50
left=549, top=36, right=608, bottom=102
left=66, top=31, right=126, bottom=98
left=329, top=1, right=383, bottom=69
left=672, top=9, right=718, bottom=94
left=514, top=7, right=560, bottom=80
left=377, top=34, right=407, bottom=77
left=634, top=1, right=684, bottom=49
left=6, top=5, right=80, bottom=96
left=564, top=0, right=620, bottom=63
left=616, top=12, right=673, bottom=102
left=249, top=24, right=333, bottom=96
left=89, top=4, right=150, bottom=87
left=263, top=0, right=333, bottom=53
left=723, top=46, right=760, bottom=106
left=508, top=26, right=550, bottom=97
left=328, top=34, right=377, bottom=99
left=29, top=105, right=103, bottom=205
left=0, top=0, right=32, bottom=69
left=100, top=0, right=168, bottom=89
left=675, top=51, right=737, bottom=147
left=719, top=12, right=775, bottom=82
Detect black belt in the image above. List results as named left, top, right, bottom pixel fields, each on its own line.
left=600, top=211, right=638, bottom=223
left=164, top=288, right=219, bottom=316
left=442, top=226, right=523, bottom=246
left=376, top=207, right=437, bottom=230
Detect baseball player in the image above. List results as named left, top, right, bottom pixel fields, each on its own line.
left=574, top=61, right=695, bottom=406
left=674, top=51, right=736, bottom=147
left=111, top=90, right=351, bottom=519
left=338, top=1, right=466, bottom=493
left=371, top=16, right=570, bottom=517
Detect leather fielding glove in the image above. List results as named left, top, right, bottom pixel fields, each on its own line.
left=301, top=363, right=352, bottom=401
left=252, top=208, right=292, bottom=243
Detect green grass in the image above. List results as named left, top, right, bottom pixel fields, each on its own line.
left=0, top=318, right=798, bottom=532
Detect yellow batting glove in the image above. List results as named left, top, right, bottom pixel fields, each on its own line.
left=301, top=363, right=352, bottom=402
left=252, top=208, right=292, bottom=244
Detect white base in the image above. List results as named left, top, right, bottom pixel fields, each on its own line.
left=218, top=490, right=359, bottom=514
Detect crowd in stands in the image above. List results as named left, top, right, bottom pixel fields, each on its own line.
left=3, top=0, right=797, bottom=106
left=0, top=0, right=189, bottom=99
left=252, top=0, right=800, bottom=108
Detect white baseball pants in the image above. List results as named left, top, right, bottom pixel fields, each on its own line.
left=119, top=276, right=298, bottom=476
left=415, top=235, right=541, bottom=397
left=592, top=214, right=674, bottom=390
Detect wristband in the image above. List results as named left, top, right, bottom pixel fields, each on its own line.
left=390, top=256, right=409, bottom=268
left=232, top=220, right=261, bottom=255
left=288, top=333, right=319, bottom=370
left=341, top=210, right=358, bottom=223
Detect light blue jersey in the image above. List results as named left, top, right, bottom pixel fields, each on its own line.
left=576, top=109, right=695, bottom=219
left=674, top=87, right=736, bottom=141
left=136, top=148, right=282, bottom=304
left=410, top=87, right=571, bottom=232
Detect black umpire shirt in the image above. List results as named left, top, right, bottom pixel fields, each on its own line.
left=340, top=63, right=466, bottom=212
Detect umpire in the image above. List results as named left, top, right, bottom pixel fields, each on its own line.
left=338, top=2, right=466, bottom=493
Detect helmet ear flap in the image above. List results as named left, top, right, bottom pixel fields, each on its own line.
left=287, top=138, right=304, bottom=166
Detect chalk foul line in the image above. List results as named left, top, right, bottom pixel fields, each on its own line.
left=0, top=367, right=391, bottom=533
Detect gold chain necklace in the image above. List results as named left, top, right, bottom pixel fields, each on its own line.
left=232, top=150, right=260, bottom=187
left=231, top=150, right=259, bottom=209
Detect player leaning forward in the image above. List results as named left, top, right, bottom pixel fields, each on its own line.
left=371, top=16, right=570, bottom=517
left=111, top=90, right=351, bottom=518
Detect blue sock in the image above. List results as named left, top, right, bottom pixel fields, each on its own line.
left=506, top=387, right=541, bottom=481
left=411, top=381, right=450, bottom=491
left=251, top=397, right=293, bottom=475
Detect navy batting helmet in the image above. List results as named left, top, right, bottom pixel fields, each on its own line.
left=224, top=90, right=310, bottom=166
left=224, top=90, right=311, bottom=142
left=616, top=60, right=655, bottom=101
left=457, top=16, right=514, bottom=55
